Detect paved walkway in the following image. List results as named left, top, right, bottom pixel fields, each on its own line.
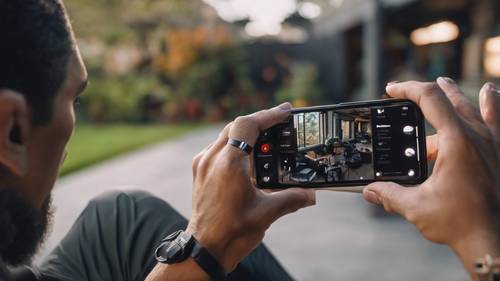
left=36, top=126, right=467, bottom=281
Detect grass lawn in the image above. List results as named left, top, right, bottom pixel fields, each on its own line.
left=60, top=123, right=200, bottom=176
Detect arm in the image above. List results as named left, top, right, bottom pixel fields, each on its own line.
left=363, top=78, right=500, bottom=280
left=145, top=103, right=316, bottom=281
left=146, top=260, right=211, bottom=281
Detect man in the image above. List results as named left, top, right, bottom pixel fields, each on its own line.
left=0, top=1, right=499, bottom=281
left=0, top=1, right=314, bottom=280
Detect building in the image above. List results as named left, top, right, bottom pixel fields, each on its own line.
left=314, top=0, right=500, bottom=101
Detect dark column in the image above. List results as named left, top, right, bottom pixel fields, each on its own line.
left=463, top=0, right=495, bottom=82
left=362, top=0, right=383, bottom=100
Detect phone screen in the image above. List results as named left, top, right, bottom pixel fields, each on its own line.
left=254, top=100, right=427, bottom=188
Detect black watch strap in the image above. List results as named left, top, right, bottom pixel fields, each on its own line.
left=190, top=239, right=227, bottom=281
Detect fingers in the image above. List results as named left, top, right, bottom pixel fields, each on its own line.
left=192, top=122, right=233, bottom=179
left=363, top=182, right=419, bottom=220
left=386, top=81, right=460, bottom=133
left=206, top=122, right=233, bottom=155
left=262, top=188, right=316, bottom=225
left=192, top=142, right=215, bottom=178
left=426, top=134, right=438, bottom=161
left=227, top=102, right=292, bottom=155
left=479, top=82, right=500, bottom=139
left=436, top=77, right=483, bottom=124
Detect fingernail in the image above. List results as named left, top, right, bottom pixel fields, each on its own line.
left=387, top=81, right=400, bottom=86
left=278, top=102, right=292, bottom=111
left=438, top=77, right=456, bottom=84
left=364, top=189, right=381, bottom=204
left=484, top=82, right=497, bottom=93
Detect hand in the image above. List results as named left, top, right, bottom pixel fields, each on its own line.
left=187, top=103, right=316, bottom=272
left=363, top=78, right=500, bottom=277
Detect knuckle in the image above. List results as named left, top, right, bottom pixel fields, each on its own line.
left=404, top=210, right=419, bottom=224
left=423, top=82, right=439, bottom=91
left=233, top=115, right=259, bottom=135
left=234, top=115, right=252, bottom=126
left=406, top=81, right=434, bottom=92
left=379, top=188, right=397, bottom=213
left=401, top=80, right=419, bottom=87
left=421, top=86, right=439, bottom=99
left=290, top=190, right=309, bottom=207
left=381, top=197, right=394, bottom=213
left=225, top=122, right=233, bottom=132
left=197, top=155, right=212, bottom=174
left=192, top=153, right=202, bottom=167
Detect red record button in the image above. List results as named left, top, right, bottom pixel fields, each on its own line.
left=260, top=143, right=271, bottom=153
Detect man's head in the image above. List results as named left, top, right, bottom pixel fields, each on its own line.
left=0, top=0, right=87, bottom=265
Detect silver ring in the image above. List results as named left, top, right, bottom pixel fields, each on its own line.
left=227, top=139, right=253, bottom=154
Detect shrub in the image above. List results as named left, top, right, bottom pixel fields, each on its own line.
left=82, top=75, right=171, bottom=122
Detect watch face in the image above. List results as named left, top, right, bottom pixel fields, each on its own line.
left=155, top=231, right=194, bottom=264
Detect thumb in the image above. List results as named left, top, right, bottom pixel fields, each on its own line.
left=263, top=188, right=316, bottom=225
left=363, top=182, right=418, bottom=218
left=479, top=82, right=500, bottom=139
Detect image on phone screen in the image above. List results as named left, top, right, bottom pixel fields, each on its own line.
left=254, top=100, right=427, bottom=188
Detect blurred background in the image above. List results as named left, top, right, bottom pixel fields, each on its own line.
left=44, top=0, right=499, bottom=280
left=62, top=0, right=500, bottom=174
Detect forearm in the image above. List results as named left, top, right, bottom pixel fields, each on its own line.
left=145, top=260, right=212, bottom=281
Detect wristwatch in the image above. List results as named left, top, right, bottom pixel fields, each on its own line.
left=476, top=254, right=500, bottom=281
left=154, top=230, right=227, bottom=281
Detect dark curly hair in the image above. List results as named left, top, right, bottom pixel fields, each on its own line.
left=0, top=0, right=74, bottom=124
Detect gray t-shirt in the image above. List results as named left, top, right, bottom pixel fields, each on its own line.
left=0, top=261, right=38, bottom=281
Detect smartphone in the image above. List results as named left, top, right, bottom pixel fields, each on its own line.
left=254, top=99, right=427, bottom=189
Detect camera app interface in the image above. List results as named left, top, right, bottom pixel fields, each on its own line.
left=255, top=102, right=423, bottom=186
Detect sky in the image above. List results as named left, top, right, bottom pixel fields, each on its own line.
left=203, top=0, right=323, bottom=37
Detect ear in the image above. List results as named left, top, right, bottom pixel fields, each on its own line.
left=0, top=89, right=31, bottom=176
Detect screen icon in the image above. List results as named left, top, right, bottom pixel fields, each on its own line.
left=403, top=125, right=415, bottom=135
left=260, top=143, right=271, bottom=153
left=405, top=147, right=416, bottom=157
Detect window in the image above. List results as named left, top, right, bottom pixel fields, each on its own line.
left=341, top=120, right=351, bottom=140
left=295, top=113, right=305, bottom=148
left=304, top=112, right=319, bottom=146
left=485, top=36, right=500, bottom=77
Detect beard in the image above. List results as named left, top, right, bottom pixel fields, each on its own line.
left=0, top=188, right=53, bottom=266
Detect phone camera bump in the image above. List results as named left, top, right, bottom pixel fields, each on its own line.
left=408, top=169, right=416, bottom=177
